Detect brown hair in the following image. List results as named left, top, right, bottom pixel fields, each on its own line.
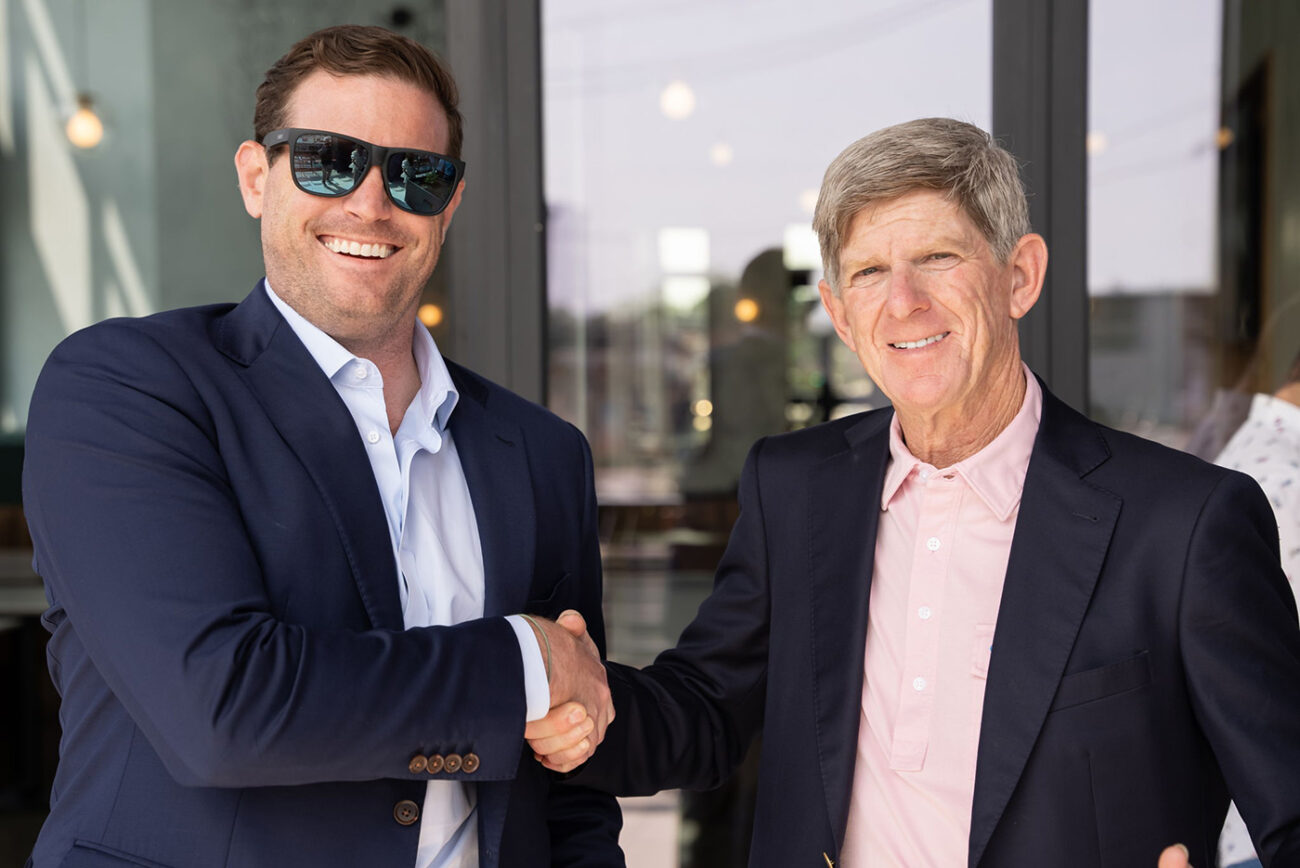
left=253, top=25, right=463, bottom=158
left=813, top=118, right=1029, bottom=292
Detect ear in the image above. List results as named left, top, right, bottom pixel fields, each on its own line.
left=1006, top=233, right=1048, bottom=320
left=234, top=140, right=269, bottom=219
left=435, top=178, right=466, bottom=241
left=818, top=278, right=857, bottom=353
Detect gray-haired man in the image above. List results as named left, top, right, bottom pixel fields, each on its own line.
left=530, top=118, right=1300, bottom=867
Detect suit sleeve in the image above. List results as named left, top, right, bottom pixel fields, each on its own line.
left=22, top=322, right=531, bottom=788
left=544, top=429, right=626, bottom=866
left=1180, top=470, right=1300, bottom=864
left=571, top=438, right=773, bottom=797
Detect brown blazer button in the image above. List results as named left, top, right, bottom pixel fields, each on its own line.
left=444, top=753, right=463, bottom=773
left=394, top=800, right=420, bottom=826
left=408, top=754, right=428, bottom=774
left=427, top=754, right=445, bottom=774
left=461, top=753, right=480, bottom=774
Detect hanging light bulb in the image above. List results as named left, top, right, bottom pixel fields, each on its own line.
left=66, top=94, right=104, bottom=149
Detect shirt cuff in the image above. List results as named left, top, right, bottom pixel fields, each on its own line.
left=505, top=614, right=551, bottom=722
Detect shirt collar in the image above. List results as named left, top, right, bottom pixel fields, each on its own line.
left=411, top=317, right=459, bottom=433
left=880, top=363, right=1042, bottom=521
left=263, top=280, right=459, bottom=433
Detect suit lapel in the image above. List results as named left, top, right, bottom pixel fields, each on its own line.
left=445, top=364, right=536, bottom=619
left=216, top=285, right=404, bottom=631
left=967, top=388, right=1121, bottom=868
left=808, top=411, right=892, bottom=850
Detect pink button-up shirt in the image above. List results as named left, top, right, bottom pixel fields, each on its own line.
left=840, top=367, right=1042, bottom=868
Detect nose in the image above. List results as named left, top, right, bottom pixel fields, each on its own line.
left=342, top=160, right=393, bottom=221
left=884, top=264, right=930, bottom=319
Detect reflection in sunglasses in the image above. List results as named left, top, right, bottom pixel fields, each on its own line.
left=264, top=128, right=465, bottom=215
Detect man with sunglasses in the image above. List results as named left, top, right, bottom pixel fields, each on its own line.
left=22, top=25, right=619, bottom=868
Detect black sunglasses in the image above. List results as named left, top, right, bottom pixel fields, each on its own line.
left=262, top=128, right=465, bottom=216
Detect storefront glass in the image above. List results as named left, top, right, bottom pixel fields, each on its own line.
left=1089, top=0, right=1300, bottom=459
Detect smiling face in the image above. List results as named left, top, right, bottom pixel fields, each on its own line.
left=818, top=189, right=1045, bottom=444
left=234, top=70, right=463, bottom=354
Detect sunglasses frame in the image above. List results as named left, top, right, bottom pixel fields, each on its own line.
left=262, top=127, right=465, bottom=216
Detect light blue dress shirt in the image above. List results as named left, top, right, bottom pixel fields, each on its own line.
left=266, top=283, right=548, bottom=868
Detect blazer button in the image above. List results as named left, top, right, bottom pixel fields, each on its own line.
left=394, top=800, right=420, bottom=826
left=444, top=753, right=463, bottom=773
left=427, top=754, right=445, bottom=774
left=461, top=753, right=480, bottom=774
left=408, top=754, right=428, bottom=774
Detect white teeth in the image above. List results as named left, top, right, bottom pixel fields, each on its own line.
left=323, top=237, right=394, bottom=259
left=891, top=332, right=950, bottom=350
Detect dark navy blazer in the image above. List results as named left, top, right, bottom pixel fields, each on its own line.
left=577, top=381, right=1300, bottom=867
left=22, top=284, right=622, bottom=867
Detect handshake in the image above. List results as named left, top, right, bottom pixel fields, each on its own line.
left=521, top=610, right=614, bottom=773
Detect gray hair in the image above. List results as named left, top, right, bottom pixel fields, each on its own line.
left=812, top=118, right=1030, bottom=291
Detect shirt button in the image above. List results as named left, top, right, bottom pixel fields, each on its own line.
left=367, top=430, right=381, bottom=444
left=912, top=677, right=927, bottom=692
left=926, top=536, right=941, bottom=551
left=918, top=606, right=932, bottom=620
left=354, top=365, right=368, bottom=380
left=919, top=468, right=931, bottom=481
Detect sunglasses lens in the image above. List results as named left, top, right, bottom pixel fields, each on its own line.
left=291, top=133, right=367, bottom=196
left=384, top=151, right=459, bottom=215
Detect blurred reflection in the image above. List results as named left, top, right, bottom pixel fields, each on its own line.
left=1090, top=1, right=1300, bottom=459
left=682, top=250, right=787, bottom=495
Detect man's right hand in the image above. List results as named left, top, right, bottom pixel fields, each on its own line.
left=527, top=700, right=598, bottom=772
left=525, top=610, right=613, bottom=765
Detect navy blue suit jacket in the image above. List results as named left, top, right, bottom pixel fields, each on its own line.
left=22, top=285, right=622, bottom=867
left=576, top=382, right=1300, bottom=867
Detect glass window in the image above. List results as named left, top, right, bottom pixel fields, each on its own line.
left=543, top=2, right=992, bottom=864
left=1089, top=0, right=1300, bottom=459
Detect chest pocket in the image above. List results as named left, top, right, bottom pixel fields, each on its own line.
left=1050, top=651, right=1152, bottom=712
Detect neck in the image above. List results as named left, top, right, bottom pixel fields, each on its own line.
left=339, top=326, right=422, bottom=435
left=1274, top=381, right=1300, bottom=409
left=896, top=364, right=1027, bottom=469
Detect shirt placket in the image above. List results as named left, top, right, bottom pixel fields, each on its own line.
left=396, top=423, right=441, bottom=627
left=889, top=469, right=962, bottom=771
left=344, top=361, right=407, bottom=600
